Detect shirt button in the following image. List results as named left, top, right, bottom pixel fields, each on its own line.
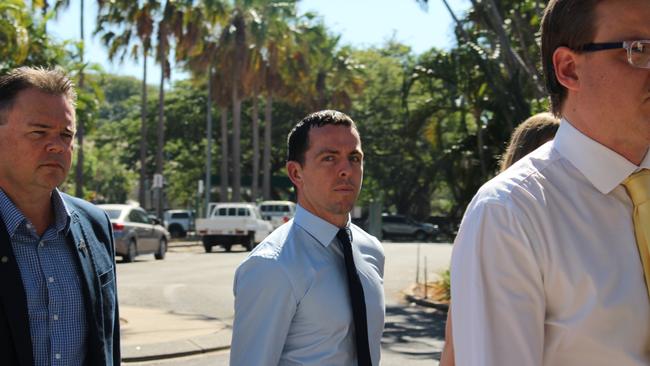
left=55, top=353, right=61, bottom=359
left=39, top=241, right=45, bottom=247
left=48, top=277, right=55, bottom=283
left=0, top=256, right=7, bottom=263
left=52, top=314, right=59, bottom=321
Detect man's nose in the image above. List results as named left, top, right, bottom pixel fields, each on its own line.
left=338, top=160, right=351, bottom=177
left=45, top=136, right=69, bottom=153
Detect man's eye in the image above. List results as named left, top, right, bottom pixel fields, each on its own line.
left=29, top=131, right=46, bottom=137
left=322, top=156, right=335, bottom=162
left=62, top=133, right=74, bottom=141
left=350, top=156, right=362, bottom=163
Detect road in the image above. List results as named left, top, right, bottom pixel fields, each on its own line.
left=117, top=241, right=453, bottom=365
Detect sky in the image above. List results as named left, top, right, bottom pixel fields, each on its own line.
left=48, top=0, right=470, bottom=83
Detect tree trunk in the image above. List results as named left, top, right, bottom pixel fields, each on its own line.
left=205, top=67, right=213, bottom=215
left=155, top=58, right=165, bottom=219
left=139, top=52, right=148, bottom=207
left=74, top=0, right=85, bottom=198
left=263, top=93, right=272, bottom=200
left=231, top=83, right=241, bottom=202
left=474, top=108, right=487, bottom=178
left=220, top=108, right=229, bottom=202
left=251, top=95, right=259, bottom=201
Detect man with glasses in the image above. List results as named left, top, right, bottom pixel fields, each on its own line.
left=449, top=0, right=650, bottom=365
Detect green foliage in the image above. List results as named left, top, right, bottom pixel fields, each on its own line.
left=0, top=0, right=68, bottom=72
left=2, top=0, right=551, bottom=221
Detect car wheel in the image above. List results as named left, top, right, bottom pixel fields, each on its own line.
left=154, top=237, right=167, bottom=260
left=169, top=224, right=185, bottom=238
left=224, top=244, right=232, bottom=252
left=414, top=230, right=427, bottom=242
left=245, top=233, right=255, bottom=251
left=202, top=236, right=213, bottom=253
left=124, top=239, right=137, bottom=263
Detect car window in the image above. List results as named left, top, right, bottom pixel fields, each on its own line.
left=128, top=210, right=142, bottom=223
left=217, top=208, right=226, bottom=216
left=237, top=208, right=248, bottom=216
left=129, top=209, right=150, bottom=224
left=171, top=212, right=189, bottom=219
left=260, top=205, right=270, bottom=212
left=105, top=209, right=122, bottom=220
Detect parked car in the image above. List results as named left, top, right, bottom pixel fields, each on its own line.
left=381, top=214, right=439, bottom=242
left=196, top=203, right=273, bottom=252
left=99, top=204, right=170, bottom=262
left=163, top=209, right=194, bottom=238
left=259, top=201, right=296, bottom=229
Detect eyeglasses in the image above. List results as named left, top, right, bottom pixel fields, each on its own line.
left=578, top=40, right=650, bottom=69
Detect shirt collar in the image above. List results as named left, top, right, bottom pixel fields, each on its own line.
left=0, top=188, right=71, bottom=237
left=51, top=188, right=72, bottom=234
left=293, top=204, right=351, bottom=248
left=554, top=119, right=650, bottom=194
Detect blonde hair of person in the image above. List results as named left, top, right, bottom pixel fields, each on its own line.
left=499, top=112, right=560, bottom=172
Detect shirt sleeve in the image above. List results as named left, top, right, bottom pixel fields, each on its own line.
left=451, top=199, right=545, bottom=366
left=230, top=256, right=298, bottom=366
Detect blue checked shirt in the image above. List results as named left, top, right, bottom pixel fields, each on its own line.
left=0, top=188, right=87, bottom=366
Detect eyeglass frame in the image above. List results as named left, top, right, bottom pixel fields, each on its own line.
left=575, top=40, right=650, bottom=69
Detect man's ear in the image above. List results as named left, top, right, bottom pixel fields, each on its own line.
left=553, top=46, right=581, bottom=91
left=286, top=161, right=303, bottom=189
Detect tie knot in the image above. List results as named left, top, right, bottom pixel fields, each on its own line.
left=337, top=228, right=352, bottom=246
left=623, top=169, right=650, bottom=205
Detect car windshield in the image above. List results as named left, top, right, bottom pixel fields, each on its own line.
left=105, top=209, right=122, bottom=220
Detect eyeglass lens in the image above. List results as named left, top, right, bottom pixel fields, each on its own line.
left=629, top=40, right=650, bottom=68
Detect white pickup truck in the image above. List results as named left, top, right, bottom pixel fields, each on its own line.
left=196, top=203, right=273, bottom=253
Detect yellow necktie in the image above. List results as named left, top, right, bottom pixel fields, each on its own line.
left=623, top=169, right=650, bottom=298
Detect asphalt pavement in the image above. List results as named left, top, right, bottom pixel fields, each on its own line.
left=119, top=239, right=451, bottom=364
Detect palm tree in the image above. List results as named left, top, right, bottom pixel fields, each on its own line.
left=247, top=1, right=298, bottom=200
left=96, top=0, right=158, bottom=207
left=179, top=0, right=230, bottom=204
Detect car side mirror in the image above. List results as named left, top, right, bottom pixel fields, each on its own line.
left=151, top=218, right=161, bottom=225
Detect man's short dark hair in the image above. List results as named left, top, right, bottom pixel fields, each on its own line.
left=0, top=66, right=77, bottom=125
left=287, top=110, right=358, bottom=165
left=541, top=0, right=604, bottom=115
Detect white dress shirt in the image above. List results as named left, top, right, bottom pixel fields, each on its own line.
left=230, top=205, right=385, bottom=366
left=451, top=120, right=650, bottom=366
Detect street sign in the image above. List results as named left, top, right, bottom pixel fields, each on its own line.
left=153, top=174, right=164, bottom=188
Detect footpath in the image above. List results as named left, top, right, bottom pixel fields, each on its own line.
left=120, top=240, right=232, bottom=363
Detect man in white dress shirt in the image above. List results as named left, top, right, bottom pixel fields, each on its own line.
left=450, top=0, right=650, bottom=365
left=230, top=110, right=385, bottom=366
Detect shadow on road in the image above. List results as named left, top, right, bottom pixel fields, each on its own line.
left=382, top=304, right=446, bottom=361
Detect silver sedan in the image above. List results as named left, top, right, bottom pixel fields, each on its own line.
left=99, top=204, right=169, bottom=262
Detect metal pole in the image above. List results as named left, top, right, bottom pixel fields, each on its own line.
left=205, top=67, right=213, bottom=215
left=424, top=256, right=428, bottom=299
left=416, top=243, right=421, bottom=284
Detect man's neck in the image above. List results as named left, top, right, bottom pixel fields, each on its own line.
left=0, top=185, right=54, bottom=236
left=562, top=111, right=649, bottom=165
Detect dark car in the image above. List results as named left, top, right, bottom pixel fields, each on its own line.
left=381, top=214, right=439, bottom=242
left=99, top=204, right=170, bottom=262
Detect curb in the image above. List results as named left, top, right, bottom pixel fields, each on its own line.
left=168, top=240, right=201, bottom=248
left=404, top=293, right=449, bottom=312
left=122, top=328, right=232, bottom=363
left=402, top=284, right=449, bottom=312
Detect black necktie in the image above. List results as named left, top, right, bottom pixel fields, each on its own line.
left=337, top=228, right=372, bottom=366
